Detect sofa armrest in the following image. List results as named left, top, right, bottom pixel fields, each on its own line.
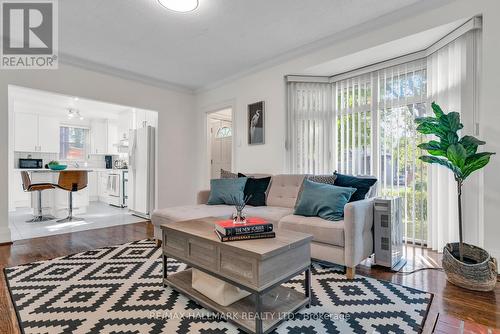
left=343, top=198, right=374, bottom=268
left=197, top=190, right=210, bottom=204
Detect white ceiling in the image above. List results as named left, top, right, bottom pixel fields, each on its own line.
left=9, top=86, right=140, bottom=120
left=301, top=19, right=466, bottom=76
left=59, top=0, right=436, bottom=90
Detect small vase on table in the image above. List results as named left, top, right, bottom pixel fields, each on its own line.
left=232, top=194, right=252, bottom=225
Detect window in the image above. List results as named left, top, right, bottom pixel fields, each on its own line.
left=59, top=126, right=89, bottom=160
left=376, top=62, right=428, bottom=244
left=287, top=59, right=428, bottom=244
left=287, top=25, right=481, bottom=250
left=216, top=126, right=232, bottom=138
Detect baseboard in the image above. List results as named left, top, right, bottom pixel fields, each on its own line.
left=0, top=226, right=12, bottom=244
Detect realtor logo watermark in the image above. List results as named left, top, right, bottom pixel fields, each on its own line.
left=1, top=0, right=58, bottom=69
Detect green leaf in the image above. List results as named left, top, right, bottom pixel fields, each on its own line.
left=447, top=144, right=467, bottom=169
left=419, top=155, right=463, bottom=179
left=459, top=135, right=485, bottom=156
left=416, top=122, right=448, bottom=139
left=447, top=132, right=459, bottom=145
left=462, top=152, right=495, bottom=178
left=418, top=141, right=447, bottom=157
left=447, top=112, right=463, bottom=132
left=437, top=113, right=450, bottom=130
left=415, top=116, right=439, bottom=125
left=431, top=102, right=445, bottom=118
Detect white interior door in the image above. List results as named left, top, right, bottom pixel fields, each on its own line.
left=210, top=119, right=232, bottom=179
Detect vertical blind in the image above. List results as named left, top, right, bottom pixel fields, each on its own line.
left=287, top=58, right=429, bottom=244
left=376, top=59, right=428, bottom=244
left=286, top=82, right=333, bottom=174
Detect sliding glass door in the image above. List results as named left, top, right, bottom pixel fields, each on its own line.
left=376, top=62, right=428, bottom=244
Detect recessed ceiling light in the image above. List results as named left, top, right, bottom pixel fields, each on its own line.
left=158, top=0, right=198, bottom=12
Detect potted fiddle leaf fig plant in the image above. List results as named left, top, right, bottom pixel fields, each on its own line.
left=416, top=102, right=497, bottom=291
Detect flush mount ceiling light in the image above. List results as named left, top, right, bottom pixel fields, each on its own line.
left=158, top=0, right=198, bottom=12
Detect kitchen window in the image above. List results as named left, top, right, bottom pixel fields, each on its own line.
left=59, top=126, right=89, bottom=160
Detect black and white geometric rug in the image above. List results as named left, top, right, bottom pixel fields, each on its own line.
left=4, top=240, right=432, bottom=334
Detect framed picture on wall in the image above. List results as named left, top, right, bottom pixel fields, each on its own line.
left=248, top=101, right=265, bottom=145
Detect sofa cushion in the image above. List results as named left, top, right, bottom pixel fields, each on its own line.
left=307, top=174, right=337, bottom=185
left=279, top=215, right=345, bottom=247
left=294, top=179, right=356, bottom=221
left=266, top=174, right=305, bottom=208
left=207, top=177, right=247, bottom=205
left=333, top=172, right=377, bottom=202
left=152, top=204, right=234, bottom=225
left=238, top=173, right=271, bottom=206
left=243, top=206, right=293, bottom=224
left=220, top=169, right=237, bottom=179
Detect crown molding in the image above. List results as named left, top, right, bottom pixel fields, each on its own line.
left=59, top=53, right=195, bottom=95
left=195, top=0, right=456, bottom=94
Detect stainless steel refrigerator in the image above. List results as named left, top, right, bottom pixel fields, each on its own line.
left=128, top=126, right=155, bottom=219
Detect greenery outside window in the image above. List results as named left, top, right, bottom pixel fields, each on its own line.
left=59, top=126, right=89, bottom=160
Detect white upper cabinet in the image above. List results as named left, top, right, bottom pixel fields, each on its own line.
left=14, top=112, right=60, bottom=153
left=38, top=115, right=60, bottom=153
left=107, top=120, right=119, bottom=155
left=14, top=112, right=38, bottom=152
left=90, top=119, right=120, bottom=155
left=90, top=120, right=108, bottom=155
left=133, top=109, right=157, bottom=129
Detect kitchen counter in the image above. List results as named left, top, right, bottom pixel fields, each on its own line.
left=13, top=168, right=113, bottom=172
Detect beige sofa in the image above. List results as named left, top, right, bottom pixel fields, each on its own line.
left=152, top=174, right=375, bottom=278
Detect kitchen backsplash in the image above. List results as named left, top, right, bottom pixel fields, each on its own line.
left=14, top=152, right=58, bottom=168
left=14, top=152, right=119, bottom=169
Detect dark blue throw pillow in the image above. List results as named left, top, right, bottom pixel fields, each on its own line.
left=238, top=173, right=271, bottom=206
left=333, top=172, right=377, bottom=202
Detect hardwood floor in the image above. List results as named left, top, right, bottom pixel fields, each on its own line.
left=0, top=222, right=498, bottom=333
left=357, top=245, right=500, bottom=333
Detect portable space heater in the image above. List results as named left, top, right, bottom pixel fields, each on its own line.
left=373, top=196, right=406, bottom=271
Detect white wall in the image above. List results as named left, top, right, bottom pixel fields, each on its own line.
left=195, top=0, right=500, bottom=260
left=0, top=63, right=198, bottom=243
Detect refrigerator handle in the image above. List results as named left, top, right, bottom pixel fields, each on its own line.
left=129, top=129, right=136, bottom=170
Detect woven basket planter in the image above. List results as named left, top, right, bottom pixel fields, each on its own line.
left=442, top=242, right=498, bottom=292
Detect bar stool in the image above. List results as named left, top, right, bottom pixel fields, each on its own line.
left=56, top=171, right=88, bottom=223
left=20, top=171, right=56, bottom=222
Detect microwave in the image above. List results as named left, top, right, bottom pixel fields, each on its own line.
left=19, top=159, right=43, bottom=169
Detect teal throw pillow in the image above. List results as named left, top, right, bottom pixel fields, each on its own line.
left=294, top=179, right=356, bottom=221
left=207, top=177, right=248, bottom=205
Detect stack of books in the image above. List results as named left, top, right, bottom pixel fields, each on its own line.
left=214, top=217, right=275, bottom=242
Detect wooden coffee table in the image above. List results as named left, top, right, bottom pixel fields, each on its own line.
left=161, top=217, right=313, bottom=334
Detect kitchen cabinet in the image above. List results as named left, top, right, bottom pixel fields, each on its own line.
left=10, top=171, right=30, bottom=209
left=90, top=120, right=119, bottom=155
left=98, top=171, right=110, bottom=203
left=90, top=120, right=107, bottom=154
left=107, top=121, right=119, bottom=154
left=133, top=109, right=157, bottom=129
left=88, top=171, right=99, bottom=201
left=38, top=115, right=60, bottom=153
left=14, top=112, right=59, bottom=153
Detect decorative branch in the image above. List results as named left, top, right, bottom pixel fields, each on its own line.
left=233, top=194, right=253, bottom=212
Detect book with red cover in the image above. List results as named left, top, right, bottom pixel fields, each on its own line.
left=214, top=229, right=276, bottom=242
left=214, top=217, right=273, bottom=236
